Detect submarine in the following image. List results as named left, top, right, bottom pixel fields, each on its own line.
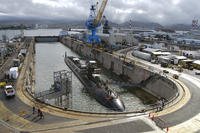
left=64, top=53, right=125, bottom=112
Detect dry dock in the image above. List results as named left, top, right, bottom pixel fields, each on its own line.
left=0, top=35, right=194, bottom=133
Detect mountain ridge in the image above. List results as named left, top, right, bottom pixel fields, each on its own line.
left=0, top=16, right=192, bottom=31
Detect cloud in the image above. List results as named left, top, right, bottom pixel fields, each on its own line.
left=0, top=0, right=199, bottom=25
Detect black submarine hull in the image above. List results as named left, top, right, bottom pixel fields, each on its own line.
left=64, top=56, right=125, bottom=112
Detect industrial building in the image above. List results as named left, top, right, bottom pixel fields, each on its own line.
left=132, top=50, right=151, bottom=61
left=169, top=55, right=187, bottom=65
left=158, top=56, right=172, bottom=64
left=193, top=60, right=200, bottom=70
left=179, top=59, right=194, bottom=69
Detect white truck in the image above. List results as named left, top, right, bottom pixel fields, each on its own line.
left=4, top=85, right=15, bottom=97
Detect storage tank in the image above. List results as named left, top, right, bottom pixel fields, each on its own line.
left=9, top=67, right=19, bottom=80
left=132, top=50, right=151, bottom=61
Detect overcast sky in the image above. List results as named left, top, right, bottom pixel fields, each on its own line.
left=0, top=0, right=199, bottom=25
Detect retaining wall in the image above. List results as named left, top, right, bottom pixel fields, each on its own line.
left=142, top=75, right=177, bottom=100
left=61, top=37, right=178, bottom=100
left=62, top=37, right=152, bottom=84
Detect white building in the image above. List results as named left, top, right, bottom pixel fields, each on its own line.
left=158, top=56, right=172, bottom=64
left=171, top=55, right=187, bottom=65
left=98, top=33, right=138, bottom=46
left=142, top=43, right=167, bottom=50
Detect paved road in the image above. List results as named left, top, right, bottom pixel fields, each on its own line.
left=78, top=120, right=154, bottom=133
left=0, top=121, right=18, bottom=133
left=159, top=76, right=200, bottom=127
left=0, top=39, right=75, bottom=132
left=0, top=38, right=31, bottom=80
left=0, top=89, right=75, bottom=125
left=0, top=41, right=27, bottom=132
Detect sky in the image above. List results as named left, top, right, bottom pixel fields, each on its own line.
left=0, top=0, right=199, bottom=25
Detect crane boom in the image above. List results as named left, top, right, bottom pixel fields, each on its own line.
left=94, top=0, right=108, bottom=26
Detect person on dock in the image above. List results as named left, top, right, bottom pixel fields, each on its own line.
left=37, top=108, right=41, bottom=117
left=32, top=106, right=35, bottom=114
left=161, top=98, right=165, bottom=109
left=40, top=111, right=44, bottom=119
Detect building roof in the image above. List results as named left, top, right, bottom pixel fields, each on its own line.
left=13, top=59, right=20, bottom=61
left=97, top=33, right=110, bottom=37
left=181, top=59, right=193, bottom=62
left=171, top=55, right=187, bottom=60
left=143, top=48, right=161, bottom=53
left=68, top=31, right=82, bottom=35
left=73, top=58, right=80, bottom=61
left=9, top=67, right=18, bottom=72
left=89, top=61, right=96, bottom=64
left=152, top=51, right=171, bottom=56
left=5, top=85, right=13, bottom=89
left=158, top=56, right=171, bottom=60
left=24, top=29, right=62, bottom=37
left=20, top=49, right=27, bottom=54
left=193, top=60, right=200, bottom=65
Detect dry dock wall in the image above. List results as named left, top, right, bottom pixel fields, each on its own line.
left=62, top=37, right=151, bottom=84
left=142, top=75, right=177, bottom=100
left=61, top=37, right=178, bottom=100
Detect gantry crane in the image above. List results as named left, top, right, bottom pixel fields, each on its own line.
left=85, top=0, right=108, bottom=44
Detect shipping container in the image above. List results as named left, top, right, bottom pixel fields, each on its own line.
left=132, top=50, right=151, bottom=61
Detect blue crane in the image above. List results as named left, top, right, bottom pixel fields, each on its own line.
left=85, top=0, right=108, bottom=44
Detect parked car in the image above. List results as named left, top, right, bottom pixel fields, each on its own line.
left=163, top=70, right=169, bottom=74
left=4, top=85, right=15, bottom=97
left=195, top=72, right=200, bottom=75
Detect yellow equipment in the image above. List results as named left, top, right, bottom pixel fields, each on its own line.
left=94, top=0, right=108, bottom=27
left=0, top=82, right=6, bottom=88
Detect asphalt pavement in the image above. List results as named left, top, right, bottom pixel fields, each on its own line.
left=124, top=51, right=200, bottom=128
left=78, top=120, right=154, bottom=133
left=0, top=89, right=75, bottom=125
left=156, top=76, right=200, bottom=127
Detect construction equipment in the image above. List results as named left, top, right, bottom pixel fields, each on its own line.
left=0, top=81, right=6, bottom=88
left=86, top=0, right=108, bottom=44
